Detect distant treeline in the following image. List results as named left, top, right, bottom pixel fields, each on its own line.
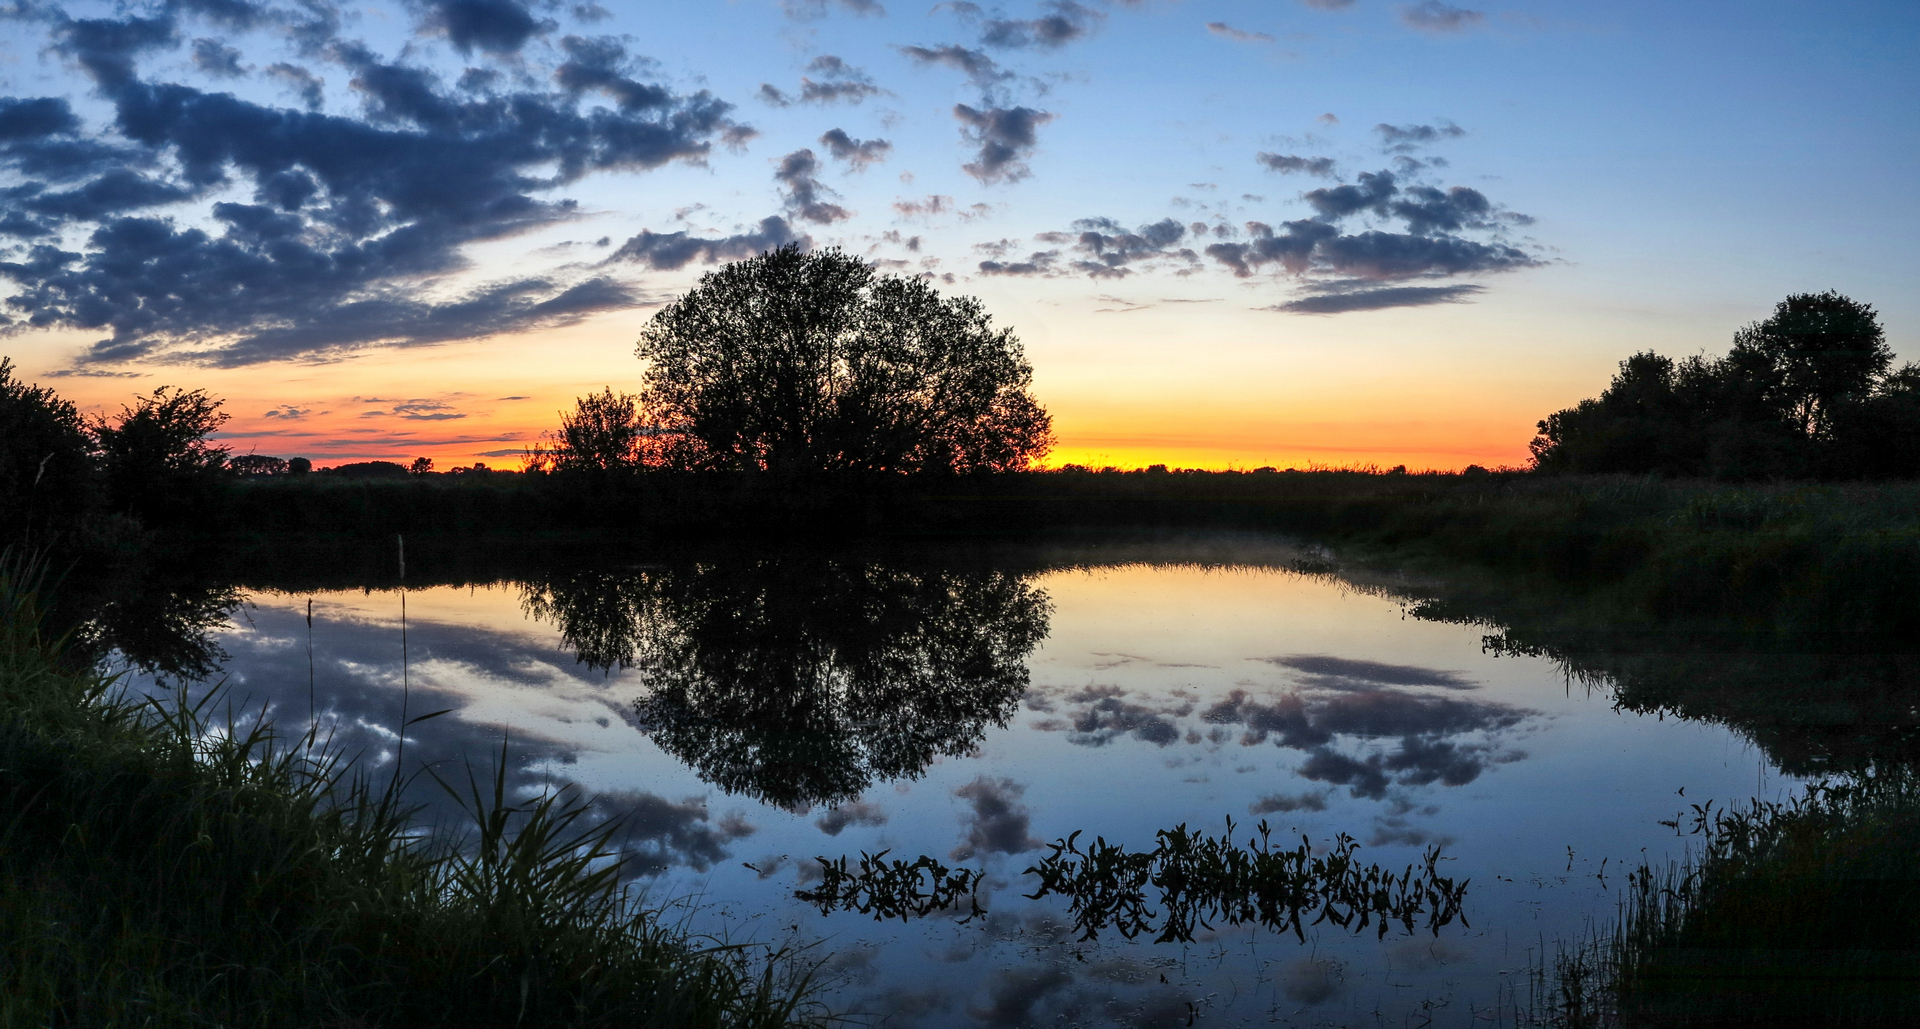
left=1531, top=292, right=1920, bottom=479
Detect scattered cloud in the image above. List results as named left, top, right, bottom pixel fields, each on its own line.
left=898, top=44, right=1014, bottom=92
left=819, top=128, right=892, bottom=171
left=1301, top=0, right=1356, bottom=9
left=1257, top=152, right=1337, bottom=177
left=1250, top=790, right=1330, bottom=814
left=418, top=0, right=552, bottom=57
left=759, top=55, right=886, bottom=106
left=1376, top=121, right=1467, bottom=151
left=190, top=38, right=246, bottom=78
left=954, top=104, right=1054, bottom=183
left=1272, top=283, right=1485, bottom=314
left=1207, top=22, right=1274, bottom=44
left=975, top=1, right=1105, bottom=50
left=1399, top=2, right=1486, bottom=34
left=775, top=149, right=852, bottom=223
left=605, top=216, right=807, bottom=270
left=1265, top=654, right=1477, bottom=690
left=783, top=0, right=886, bottom=19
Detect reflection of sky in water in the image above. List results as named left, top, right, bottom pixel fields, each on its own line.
left=127, top=557, right=1790, bottom=1027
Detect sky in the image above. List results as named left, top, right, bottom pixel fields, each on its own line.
left=2, top=0, right=1915, bottom=471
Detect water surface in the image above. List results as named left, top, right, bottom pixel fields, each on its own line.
left=122, top=536, right=1805, bottom=1027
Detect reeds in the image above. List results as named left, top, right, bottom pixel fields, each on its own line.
left=0, top=550, right=825, bottom=1028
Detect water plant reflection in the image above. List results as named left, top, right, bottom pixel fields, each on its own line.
left=520, top=556, right=1051, bottom=807
left=798, top=819, right=1469, bottom=946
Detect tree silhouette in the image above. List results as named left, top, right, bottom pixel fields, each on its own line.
left=0, top=358, right=95, bottom=546
left=91, top=386, right=230, bottom=526
left=1530, top=292, right=1912, bottom=479
left=520, top=555, right=1052, bottom=808
left=634, top=246, right=1053, bottom=475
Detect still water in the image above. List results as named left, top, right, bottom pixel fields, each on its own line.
left=125, top=536, right=1795, bottom=1027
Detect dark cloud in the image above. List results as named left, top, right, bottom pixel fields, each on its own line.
left=1256, top=152, right=1336, bottom=177
left=1203, top=219, right=1336, bottom=277
left=977, top=1, right=1104, bottom=50
left=1301, top=0, right=1356, bottom=8
left=950, top=776, right=1042, bottom=860
left=1400, top=1, right=1485, bottom=33
left=1273, top=283, right=1485, bottom=314
left=1315, top=231, right=1535, bottom=278
left=191, top=38, right=246, bottom=77
left=1207, top=22, right=1274, bottom=43
left=818, top=128, right=891, bottom=171
left=1376, top=121, right=1467, bottom=150
left=775, top=148, right=851, bottom=223
left=815, top=800, right=888, bottom=835
left=898, top=44, right=1014, bottom=92
left=419, top=0, right=550, bottom=56
left=976, top=250, right=1058, bottom=276
left=1033, top=216, right=1198, bottom=279
left=953, top=104, right=1053, bottom=183
left=759, top=55, right=886, bottom=106
left=1266, top=654, right=1477, bottom=690
left=0, top=18, right=744, bottom=364
left=604, top=216, right=806, bottom=271
left=1249, top=790, right=1329, bottom=815
left=1303, top=170, right=1400, bottom=220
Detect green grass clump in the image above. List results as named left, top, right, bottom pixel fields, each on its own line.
left=0, top=554, right=824, bottom=1028
left=1523, top=770, right=1920, bottom=1028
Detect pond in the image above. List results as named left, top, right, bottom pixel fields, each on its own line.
left=114, top=534, right=1830, bottom=1027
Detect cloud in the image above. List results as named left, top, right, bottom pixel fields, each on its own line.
left=893, top=194, right=953, bottom=219
left=1041, top=684, right=1191, bottom=745
left=953, top=104, right=1054, bottom=183
left=976, top=250, right=1058, bottom=276
left=775, top=149, right=852, bottom=223
left=815, top=800, right=888, bottom=835
left=1257, top=152, right=1337, bottom=177
left=1399, top=2, right=1486, bottom=34
left=605, top=216, right=806, bottom=270
left=1249, top=790, right=1329, bottom=815
left=44, top=367, right=143, bottom=378
left=596, top=789, right=757, bottom=874
left=977, top=1, right=1104, bottom=50
left=899, top=44, right=1014, bottom=92
left=950, top=776, right=1042, bottom=860
left=1030, top=216, right=1199, bottom=279
left=760, top=54, right=886, bottom=106
left=1376, top=121, right=1467, bottom=151
left=0, top=17, right=746, bottom=366
left=1264, top=654, right=1477, bottom=690
left=1301, top=0, right=1355, bottom=8
left=783, top=0, right=886, bottom=19
left=1207, top=22, right=1274, bottom=44
left=1303, top=170, right=1400, bottom=220
left=819, top=128, right=891, bottom=171
left=419, top=0, right=550, bottom=56
left=1273, top=283, right=1485, bottom=314
left=266, top=63, right=324, bottom=110
left=190, top=38, right=246, bottom=77
left=1281, top=958, right=1345, bottom=1005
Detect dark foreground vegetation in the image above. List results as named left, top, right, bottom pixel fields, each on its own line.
left=0, top=555, right=821, bottom=1028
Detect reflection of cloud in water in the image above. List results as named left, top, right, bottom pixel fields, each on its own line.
left=1203, top=688, right=1528, bottom=747
left=1281, top=956, right=1346, bottom=1005
left=1042, top=685, right=1193, bottom=748
left=952, top=776, right=1043, bottom=860
left=816, top=800, right=888, bottom=836
left=1249, top=789, right=1329, bottom=815
left=162, top=603, right=757, bottom=877
left=1264, top=653, right=1478, bottom=691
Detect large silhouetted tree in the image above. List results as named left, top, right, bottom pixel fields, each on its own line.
left=634, top=246, right=1053, bottom=474
left=0, top=358, right=95, bottom=546
left=92, top=386, right=230, bottom=526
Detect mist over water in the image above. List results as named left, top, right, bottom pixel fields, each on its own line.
left=115, top=536, right=1807, bottom=1026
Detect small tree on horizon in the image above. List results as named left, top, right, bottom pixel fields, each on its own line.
left=632, top=245, right=1053, bottom=475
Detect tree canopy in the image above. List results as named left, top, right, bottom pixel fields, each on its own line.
left=632, top=246, right=1053, bottom=475
left=1530, top=292, right=1918, bottom=479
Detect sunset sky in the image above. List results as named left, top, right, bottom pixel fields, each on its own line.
left=3, top=0, right=1914, bottom=470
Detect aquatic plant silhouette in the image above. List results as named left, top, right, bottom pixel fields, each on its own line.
left=797, top=817, right=1469, bottom=945
left=520, top=555, right=1051, bottom=807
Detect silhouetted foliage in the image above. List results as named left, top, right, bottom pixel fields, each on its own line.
left=634, top=246, right=1053, bottom=475
left=519, top=555, right=1051, bottom=807
left=288, top=457, right=312, bottom=475
left=0, top=358, right=96, bottom=546
left=526, top=388, right=664, bottom=476
left=1531, top=292, right=1914, bottom=479
left=326, top=461, right=411, bottom=479
left=91, top=386, right=230, bottom=527
left=228, top=454, right=290, bottom=478
left=410, top=457, right=435, bottom=475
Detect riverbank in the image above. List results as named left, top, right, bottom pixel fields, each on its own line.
left=0, top=555, right=824, bottom=1028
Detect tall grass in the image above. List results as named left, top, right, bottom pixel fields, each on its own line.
left=0, top=551, right=825, bottom=1028
left=1519, top=769, right=1920, bottom=1028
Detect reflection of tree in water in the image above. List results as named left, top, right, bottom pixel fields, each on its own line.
left=521, top=557, right=1051, bottom=808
